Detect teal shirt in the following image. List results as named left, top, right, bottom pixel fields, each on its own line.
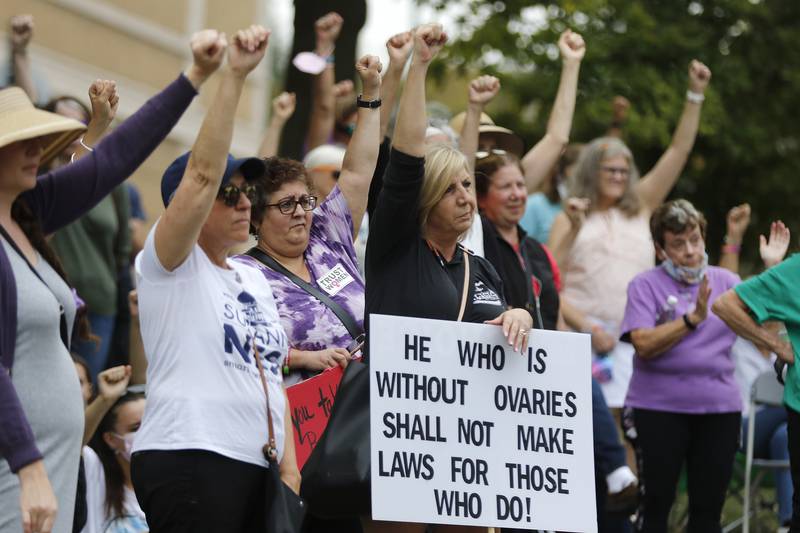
left=735, top=254, right=800, bottom=412
left=520, top=193, right=562, bottom=244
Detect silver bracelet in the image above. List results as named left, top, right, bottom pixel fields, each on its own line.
left=79, top=137, right=94, bottom=152
left=686, top=90, right=705, bottom=104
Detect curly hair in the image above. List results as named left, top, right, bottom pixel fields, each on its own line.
left=250, top=157, right=314, bottom=233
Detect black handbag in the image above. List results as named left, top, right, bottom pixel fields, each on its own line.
left=253, top=343, right=307, bottom=532
left=300, top=248, right=472, bottom=519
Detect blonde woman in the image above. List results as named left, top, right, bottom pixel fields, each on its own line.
left=363, top=23, right=532, bottom=531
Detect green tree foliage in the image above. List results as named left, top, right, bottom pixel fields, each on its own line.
left=420, top=0, right=800, bottom=271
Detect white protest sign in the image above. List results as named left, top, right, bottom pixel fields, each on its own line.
left=369, top=314, right=596, bottom=532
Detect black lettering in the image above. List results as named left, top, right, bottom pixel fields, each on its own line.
left=564, top=392, right=578, bottom=417
left=433, top=490, right=482, bottom=518
left=457, top=418, right=494, bottom=447
left=504, top=463, right=570, bottom=494
left=451, top=457, right=489, bottom=486
left=457, top=341, right=504, bottom=370
left=377, top=451, right=435, bottom=480
left=404, top=334, right=431, bottom=362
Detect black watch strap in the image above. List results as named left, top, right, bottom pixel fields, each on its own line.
left=356, top=94, right=381, bottom=109
left=683, top=313, right=697, bottom=330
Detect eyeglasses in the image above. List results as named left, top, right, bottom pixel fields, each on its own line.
left=476, top=149, right=507, bottom=160
left=218, top=183, right=259, bottom=207
left=600, top=166, right=630, bottom=177
left=265, top=195, right=317, bottom=215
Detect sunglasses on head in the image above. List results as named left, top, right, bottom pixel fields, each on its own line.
left=475, top=148, right=507, bottom=160
left=266, top=194, right=318, bottom=215
left=218, top=182, right=259, bottom=207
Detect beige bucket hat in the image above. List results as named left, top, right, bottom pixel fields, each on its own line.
left=0, top=87, right=86, bottom=165
left=449, top=110, right=525, bottom=159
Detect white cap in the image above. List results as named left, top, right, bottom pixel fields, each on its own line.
left=303, top=144, right=346, bottom=171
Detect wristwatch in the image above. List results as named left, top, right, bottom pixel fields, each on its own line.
left=356, top=94, right=381, bottom=109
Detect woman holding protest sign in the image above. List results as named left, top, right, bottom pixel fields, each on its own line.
left=363, top=22, right=532, bottom=532
left=130, top=26, right=302, bottom=532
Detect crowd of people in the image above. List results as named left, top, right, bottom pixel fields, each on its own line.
left=1, top=10, right=798, bottom=533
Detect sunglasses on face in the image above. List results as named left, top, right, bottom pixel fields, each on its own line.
left=218, top=183, right=259, bottom=207
left=476, top=148, right=507, bottom=160
left=266, top=194, right=318, bottom=215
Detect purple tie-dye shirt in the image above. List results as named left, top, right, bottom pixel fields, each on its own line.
left=235, top=185, right=365, bottom=385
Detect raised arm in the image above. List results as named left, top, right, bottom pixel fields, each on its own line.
left=380, top=31, right=413, bottom=139
left=82, top=366, right=131, bottom=446
left=258, top=92, right=296, bottom=158
left=9, top=15, right=37, bottom=103
left=70, top=80, right=119, bottom=162
left=155, top=26, right=268, bottom=271
left=393, top=24, right=446, bottom=157
left=718, top=203, right=750, bottom=274
left=547, top=197, right=589, bottom=268
left=520, top=30, right=585, bottom=193
left=305, top=12, right=342, bottom=151
left=636, top=60, right=711, bottom=211
left=27, top=29, right=228, bottom=234
left=338, top=55, right=382, bottom=237
left=759, top=221, right=791, bottom=269
left=460, top=75, right=501, bottom=173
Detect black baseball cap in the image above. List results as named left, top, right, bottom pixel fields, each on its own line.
left=161, top=151, right=266, bottom=207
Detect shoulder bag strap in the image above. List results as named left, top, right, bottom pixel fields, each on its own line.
left=0, top=224, right=70, bottom=351
left=252, top=340, right=278, bottom=462
left=246, top=247, right=364, bottom=339
left=456, top=248, right=470, bottom=322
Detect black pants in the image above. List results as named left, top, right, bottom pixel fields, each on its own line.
left=628, top=408, right=740, bottom=533
left=131, top=449, right=269, bottom=533
left=786, top=406, right=800, bottom=531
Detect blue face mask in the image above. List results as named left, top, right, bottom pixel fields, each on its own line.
left=661, top=252, right=708, bottom=285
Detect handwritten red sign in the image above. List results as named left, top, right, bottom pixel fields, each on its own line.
left=286, top=365, right=344, bottom=470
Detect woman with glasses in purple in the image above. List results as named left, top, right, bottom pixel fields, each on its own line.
left=237, top=54, right=382, bottom=387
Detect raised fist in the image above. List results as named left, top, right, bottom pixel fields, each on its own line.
left=688, top=60, right=711, bottom=93
left=315, top=12, right=343, bottom=54
left=272, top=92, right=296, bottom=122
left=88, top=79, right=119, bottom=127
left=333, top=79, right=355, bottom=99
left=97, top=365, right=132, bottom=402
left=558, top=29, right=585, bottom=62
left=228, top=25, right=270, bottom=76
left=468, top=75, right=501, bottom=107
left=386, top=31, right=414, bottom=65
left=356, top=55, right=382, bottom=97
left=412, top=23, right=448, bottom=65
left=564, top=197, right=590, bottom=229
left=9, top=14, right=33, bottom=52
left=190, top=29, right=227, bottom=79
left=725, top=203, right=751, bottom=242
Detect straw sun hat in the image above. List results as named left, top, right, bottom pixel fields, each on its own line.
left=0, top=86, right=86, bottom=165
left=449, top=110, right=525, bottom=159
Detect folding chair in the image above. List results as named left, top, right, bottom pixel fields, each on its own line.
left=740, top=370, right=791, bottom=533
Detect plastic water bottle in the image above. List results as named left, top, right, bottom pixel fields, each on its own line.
left=656, top=295, right=679, bottom=325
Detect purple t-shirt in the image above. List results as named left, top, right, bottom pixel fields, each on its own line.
left=235, top=186, right=365, bottom=385
left=620, top=265, right=742, bottom=414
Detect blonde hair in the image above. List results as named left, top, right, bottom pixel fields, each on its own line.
left=569, top=137, right=641, bottom=216
left=418, top=144, right=471, bottom=230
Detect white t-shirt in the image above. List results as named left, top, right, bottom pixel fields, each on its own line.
left=133, top=224, right=287, bottom=466
left=81, top=446, right=147, bottom=533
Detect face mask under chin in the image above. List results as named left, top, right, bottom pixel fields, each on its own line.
left=660, top=252, right=708, bottom=285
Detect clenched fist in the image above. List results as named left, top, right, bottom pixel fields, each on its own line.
left=356, top=55, right=383, bottom=99
left=412, top=23, right=448, bottom=66
left=468, top=75, right=500, bottom=107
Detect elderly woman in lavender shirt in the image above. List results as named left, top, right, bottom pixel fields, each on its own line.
left=236, top=55, right=382, bottom=385
left=619, top=199, right=742, bottom=533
